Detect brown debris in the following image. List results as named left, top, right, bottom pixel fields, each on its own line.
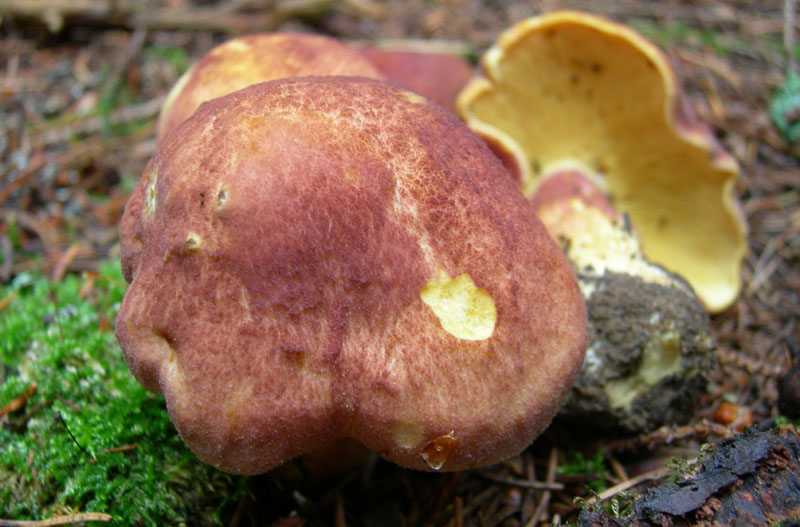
left=0, top=0, right=334, bottom=34
left=779, top=361, right=800, bottom=419
left=0, top=382, right=37, bottom=418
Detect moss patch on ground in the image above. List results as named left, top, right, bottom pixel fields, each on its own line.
left=0, top=262, right=245, bottom=525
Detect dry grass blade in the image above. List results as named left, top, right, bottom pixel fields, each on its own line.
left=0, top=290, right=18, bottom=313
left=579, top=466, right=672, bottom=509
left=527, top=447, right=558, bottom=527
left=478, top=471, right=565, bottom=491
left=0, top=0, right=334, bottom=33
left=0, top=513, right=112, bottom=527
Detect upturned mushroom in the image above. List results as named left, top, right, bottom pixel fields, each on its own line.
left=156, top=32, right=384, bottom=141
left=116, top=76, right=587, bottom=474
left=457, top=11, right=747, bottom=313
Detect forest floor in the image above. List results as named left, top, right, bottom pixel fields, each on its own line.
left=0, top=1, right=798, bottom=526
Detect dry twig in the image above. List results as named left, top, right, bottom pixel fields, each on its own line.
left=0, top=0, right=333, bottom=33
left=579, top=466, right=672, bottom=509
left=0, top=382, right=37, bottom=417
left=0, top=513, right=112, bottom=527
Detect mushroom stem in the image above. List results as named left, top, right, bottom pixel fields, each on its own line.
left=530, top=167, right=690, bottom=295
left=529, top=168, right=715, bottom=435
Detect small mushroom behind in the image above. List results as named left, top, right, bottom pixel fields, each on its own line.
left=532, top=170, right=715, bottom=434
left=117, top=76, right=587, bottom=474
left=156, top=32, right=384, bottom=142
left=358, top=43, right=475, bottom=114
left=457, top=11, right=747, bottom=313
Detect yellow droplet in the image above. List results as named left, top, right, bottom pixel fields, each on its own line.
left=420, top=431, right=458, bottom=470
left=420, top=271, right=496, bottom=340
left=216, top=187, right=228, bottom=210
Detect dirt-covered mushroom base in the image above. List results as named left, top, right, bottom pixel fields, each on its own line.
left=558, top=271, right=714, bottom=435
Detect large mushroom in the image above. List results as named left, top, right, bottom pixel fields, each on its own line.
left=116, top=76, right=587, bottom=474
left=156, top=32, right=384, bottom=141
left=457, top=11, right=747, bottom=313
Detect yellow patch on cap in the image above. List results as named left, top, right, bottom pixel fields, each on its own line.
left=420, top=271, right=497, bottom=341
left=144, top=167, right=158, bottom=217
left=398, top=90, right=427, bottom=105
left=184, top=232, right=202, bottom=251
left=392, top=421, right=424, bottom=449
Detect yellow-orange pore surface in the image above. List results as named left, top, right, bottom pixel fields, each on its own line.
left=117, top=76, right=586, bottom=474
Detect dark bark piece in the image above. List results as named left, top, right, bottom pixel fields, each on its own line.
left=578, top=423, right=800, bottom=527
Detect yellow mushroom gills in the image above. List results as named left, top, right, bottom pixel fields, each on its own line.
left=457, top=11, right=747, bottom=313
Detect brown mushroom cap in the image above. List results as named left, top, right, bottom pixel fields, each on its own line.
left=156, top=32, right=384, bottom=141
left=117, top=76, right=587, bottom=474
left=457, top=11, right=747, bottom=313
left=359, top=45, right=474, bottom=114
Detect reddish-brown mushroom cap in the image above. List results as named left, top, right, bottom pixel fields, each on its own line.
left=457, top=11, right=747, bottom=313
left=117, top=76, right=586, bottom=474
left=156, top=32, right=384, bottom=141
left=359, top=45, right=474, bottom=114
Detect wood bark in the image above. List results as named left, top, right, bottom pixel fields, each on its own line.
left=579, top=422, right=800, bottom=527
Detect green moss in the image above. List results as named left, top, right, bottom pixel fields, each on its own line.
left=557, top=450, right=610, bottom=493
left=770, top=71, right=800, bottom=143
left=775, top=415, right=800, bottom=428
left=144, top=45, right=190, bottom=76
left=0, top=262, right=245, bottom=525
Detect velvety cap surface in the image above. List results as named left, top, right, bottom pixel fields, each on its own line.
left=118, top=76, right=586, bottom=473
